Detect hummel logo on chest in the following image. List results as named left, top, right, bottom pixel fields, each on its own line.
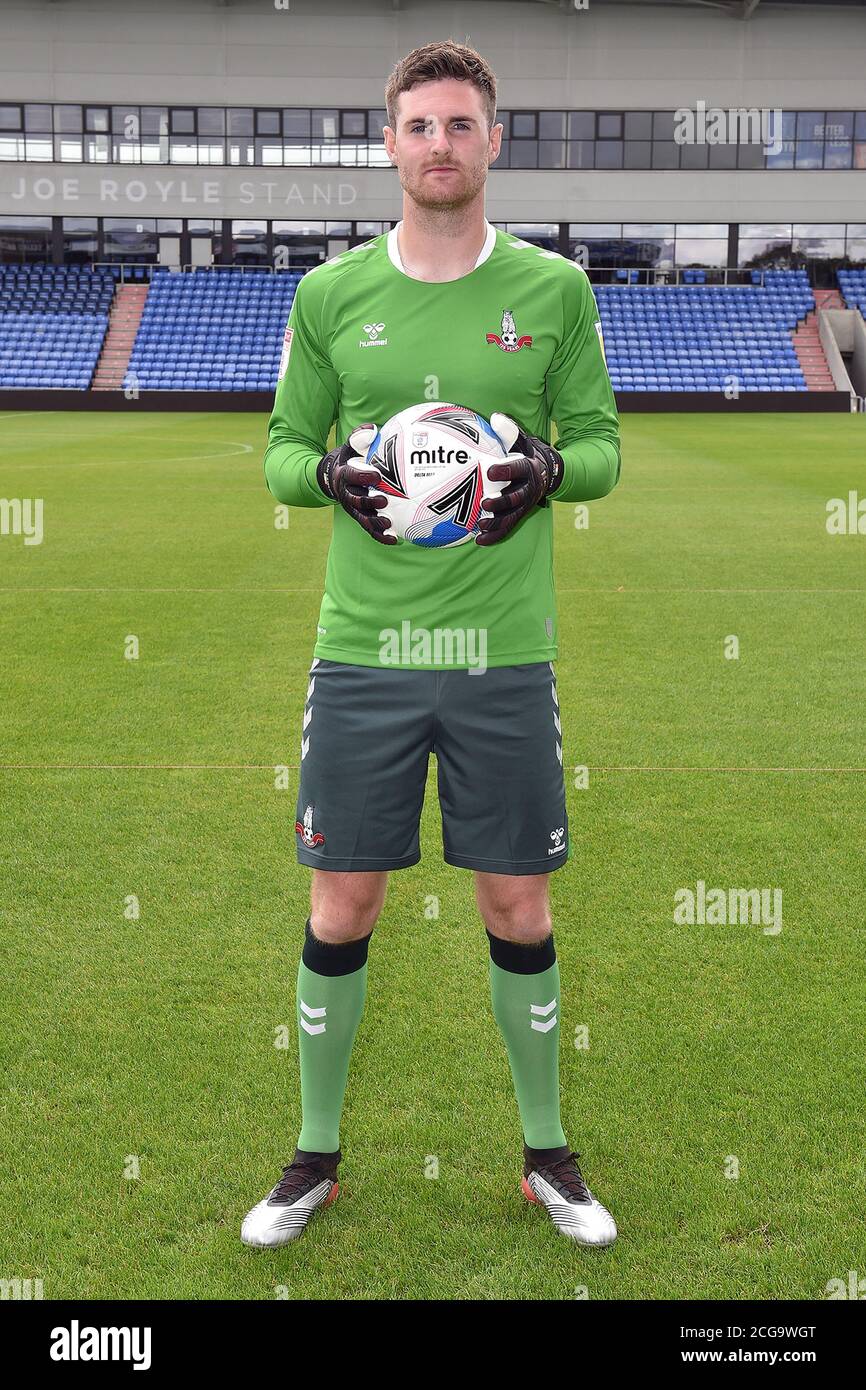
left=360, top=321, right=388, bottom=348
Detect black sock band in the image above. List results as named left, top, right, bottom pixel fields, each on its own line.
left=486, top=928, right=556, bottom=975
left=302, top=916, right=372, bottom=977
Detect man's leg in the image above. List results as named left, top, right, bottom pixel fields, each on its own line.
left=295, top=869, right=389, bottom=1153
left=475, top=870, right=567, bottom=1150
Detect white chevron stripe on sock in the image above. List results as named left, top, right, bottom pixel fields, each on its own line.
left=300, top=999, right=326, bottom=1035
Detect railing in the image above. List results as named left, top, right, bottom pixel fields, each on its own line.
left=586, top=266, right=770, bottom=288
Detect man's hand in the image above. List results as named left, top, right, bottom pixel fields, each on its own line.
left=315, top=424, right=397, bottom=545
left=475, top=412, right=565, bottom=545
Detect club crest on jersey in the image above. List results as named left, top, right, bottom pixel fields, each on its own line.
left=295, top=804, right=325, bottom=848
left=486, top=308, right=532, bottom=352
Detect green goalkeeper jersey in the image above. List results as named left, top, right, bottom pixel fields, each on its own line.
left=264, top=223, right=621, bottom=670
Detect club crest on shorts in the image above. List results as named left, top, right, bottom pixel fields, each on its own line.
left=296, top=804, right=325, bottom=848
left=486, top=308, right=532, bottom=352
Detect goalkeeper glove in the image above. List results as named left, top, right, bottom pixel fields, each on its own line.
left=315, top=424, right=397, bottom=545
left=475, top=412, right=564, bottom=546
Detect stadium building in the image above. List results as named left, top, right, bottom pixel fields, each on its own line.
left=0, top=0, right=864, bottom=408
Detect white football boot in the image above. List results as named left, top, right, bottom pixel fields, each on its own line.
left=522, top=1147, right=617, bottom=1247
left=241, top=1149, right=340, bottom=1248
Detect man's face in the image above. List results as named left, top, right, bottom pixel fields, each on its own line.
left=383, top=78, right=502, bottom=211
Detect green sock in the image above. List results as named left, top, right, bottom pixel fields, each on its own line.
left=487, top=929, right=568, bottom=1150
left=296, top=918, right=370, bottom=1154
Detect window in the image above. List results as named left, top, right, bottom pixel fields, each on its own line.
left=511, top=112, right=537, bottom=139
left=0, top=105, right=22, bottom=131
left=170, top=109, right=196, bottom=135
left=340, top=111, right=366, bottom=137
left=598, top=113, right=622, bottom=139
left=0, top=214, right=52, bottom=263
left=63, top=216, right=98, bottom=264
left=256, top=110, right=281, bottom=136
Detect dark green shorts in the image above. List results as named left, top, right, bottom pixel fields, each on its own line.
left=294, top=658, right=568, bottom=876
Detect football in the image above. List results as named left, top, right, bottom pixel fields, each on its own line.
left=364, top=402, right=510, bottom=547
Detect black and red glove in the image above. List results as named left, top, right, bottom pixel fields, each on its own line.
left=475, top=412, right=565, bottom=546
left=315, top=424, right=397, bottom=545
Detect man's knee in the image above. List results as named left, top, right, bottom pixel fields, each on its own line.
left=310, top=869, right=388, bottom=943
left=474, top=872, right=552, bottom=943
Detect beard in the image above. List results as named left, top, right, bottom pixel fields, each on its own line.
left=397, top=154, right=489, bottom=212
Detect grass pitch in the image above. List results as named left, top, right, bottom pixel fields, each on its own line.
left=1, top=408, right=865, bottom=1300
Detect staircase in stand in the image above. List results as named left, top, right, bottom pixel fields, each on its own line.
left=791, top=299, right=839, bottom=392
left=91, top=284, right=149, bottom=390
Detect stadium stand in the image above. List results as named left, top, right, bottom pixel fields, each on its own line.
left=599, top=270, right=814, bottom=393
left=838, top=269, right=866, bottom=316
left=0, top=266, right=114, bottom=389
left=123, top=268, right=302, bottom=391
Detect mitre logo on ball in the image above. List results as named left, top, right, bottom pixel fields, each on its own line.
left=364, top=402, right=511, bottom=548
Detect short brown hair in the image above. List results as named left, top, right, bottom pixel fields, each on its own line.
left=385, top=40, right=497, bottom=130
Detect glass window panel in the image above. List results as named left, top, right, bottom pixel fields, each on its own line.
left=538, top=111, right=566, bottom=140
left=624, top=141, right=651, bottom=169
left=766, top=140, right=794, bottom=169
left=568, top=112, right=594, bottom=140
left=796, top=111, right=824, bottom=140
left=368, top=109, right=387, bottom=140
left=651, top=141, right=679, bottom=168
left=740, top=223, right=792, bottom=240
left=283, top=142, right=311, bottom=166
left=56, top=135, right=83, bottom=161
left=112, top=106, right=139, bottom=134
left=675, top=237, right=728, bottom=268
left=62, top=216, right=98, bottom=263
left=24, top=104, right=52, bottom=132
left=595, top=140, right=623, bottom=168
left=598, top=113, right=622, bottom=139
left=509, top=140, right=538, bottom=168
left=157, top=218, right=183, bottom=233
left=283, top=109, right=311, bottom=138
left=141, top=107, right=168, bottom=137
left=624, top=112, right=652, bottom=139
left=196, top=141, right=225, bottom=164
left=103, top=218, right=158, bottom=262
left=845, top=224, right=866, bottom=238
left=25, top=136, right=53, bottom=160
left=844, top=238, right=866, bottom=265
left=198, top=108, right=225, bottom=136
left=341, top=111, right=366, bottom=137
left=84, top=133, right=110, bottom=161
left=825, top=140, right=852, bottom=169
left=54, top=105, right=82, bottom=133
left=85, top=107, right=109, bottom=133
left=825, top=111, right=854, bottom=140
left=355, top=221, right=385, bottom=236
left=709, top=143, right=738, bottom=169
left=624, top=223, right=675, bottom=238
left=676, top=224, right=728, bottom=238
left=256, top=138, right=283, bottom=164
left=512, top=112, right=536, bottom=138
left=0, top=136, right=26, bottom=159
left=855, top=113, right=866, bottom=138
left=171, top=109, right=195, bottom=135
left=567, top=140, right=594, bottom=168
left=570, top=224, right=622, bottom=238
left=169, top=139, right=197, bottom=163
left=0, top=214, right=52, bottom=263
left=227, top=108, right=254, bottom=136
left=738, top=144, right=765, bottom=169
left=652, top=112, right=675, bottom=140
left=737, top=237, right=792, bottom=268
left=793, top=223, right=845, bottom=238
left=312, top=109, right=338, bottom=141
left=228, top=137, right=254, bottom=164
left=792, top=236, right=845, bottom=258
left=506, top=223, right=559, bottom=239
left=538, top=139, right=565, bottom=168
left=0, top=106, right=22, bottom=131
left=794, top=141, right=823, bottom=169
left=256, top=110, right=281, bottom=136
left=855, top=142, right=866, bottom=169
left=680, top=143, right=709, bottom=169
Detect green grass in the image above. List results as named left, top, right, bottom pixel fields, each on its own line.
left=1, top=409, right=865, bottom=1300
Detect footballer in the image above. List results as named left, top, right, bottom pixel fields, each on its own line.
left=243, top=40, right=622, bottom=1248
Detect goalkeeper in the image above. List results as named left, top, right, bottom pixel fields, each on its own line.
left=243, top=38, right=622, bottom=1250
